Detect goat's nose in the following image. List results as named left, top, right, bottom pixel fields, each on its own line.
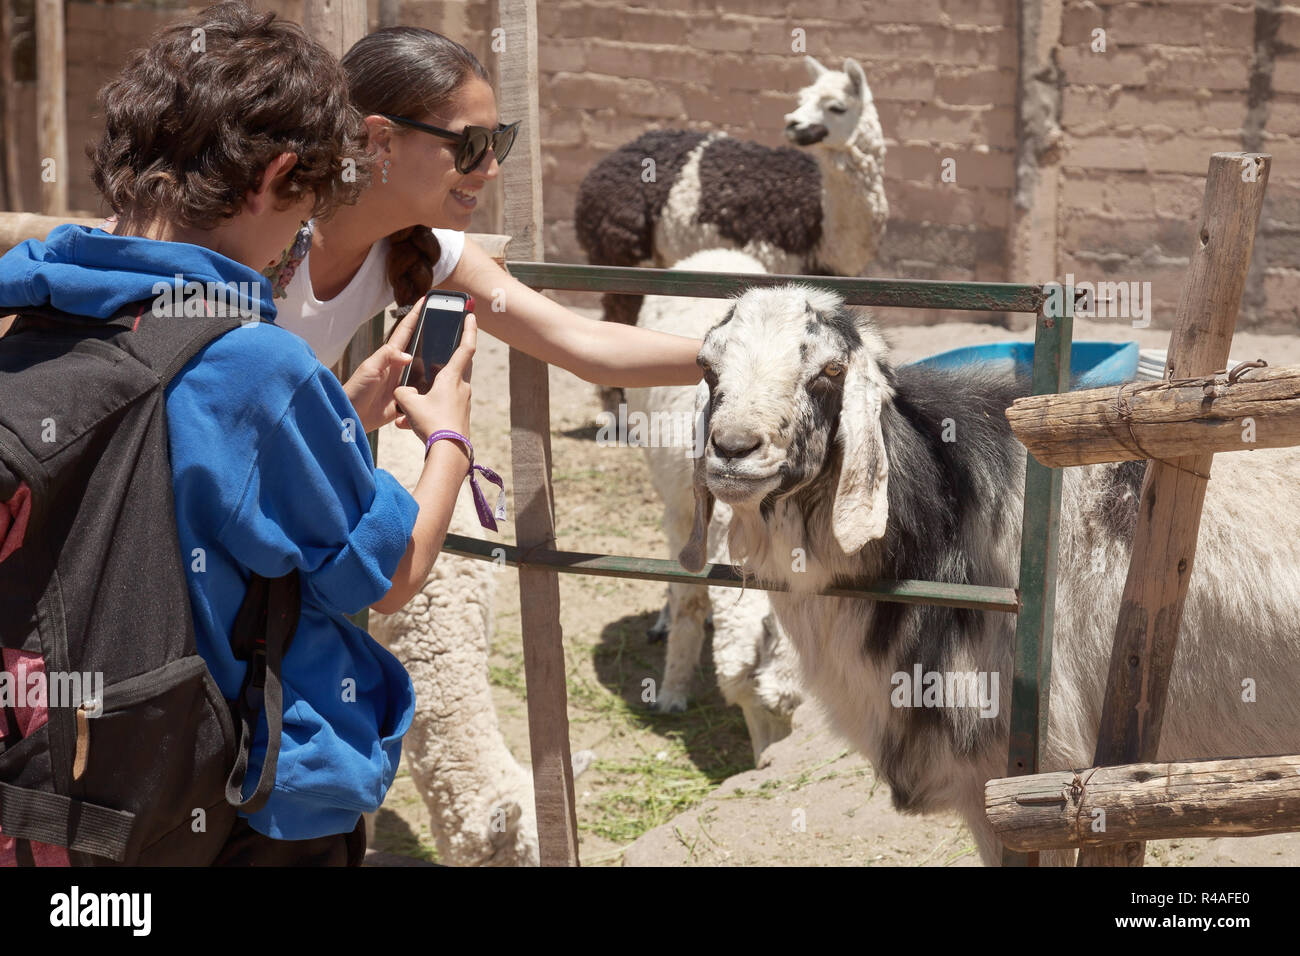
left=711, top=428, right=762, bottom=460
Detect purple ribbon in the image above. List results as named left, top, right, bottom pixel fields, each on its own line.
left=426, top=429, right=507, bottom=531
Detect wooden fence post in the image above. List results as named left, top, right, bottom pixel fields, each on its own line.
left=1077, top=152, right=1270, bottom=866
left=0, top=0, right=16, bottom=209
left=496, top=0, right=581, bottom=866
left=300, top=0, right=370, bottom=387
left=34, top=0, right=64, bottom=215
left=302, top=0, right=367, bottom=60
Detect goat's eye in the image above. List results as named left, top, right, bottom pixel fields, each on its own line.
left=822, top=361, right=845, bottom=378
left=827, top=103, right=847, bottom=114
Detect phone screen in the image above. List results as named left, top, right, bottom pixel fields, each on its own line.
left=403, top=293, right=468, bottom=393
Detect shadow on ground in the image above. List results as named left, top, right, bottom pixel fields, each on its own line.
left=591, top=609, right=752, bottom=780
left=559, top=423, right=603, bottom=442
left=371, top=805, right=436, bottom=864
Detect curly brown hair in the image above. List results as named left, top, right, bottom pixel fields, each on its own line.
left=89, top=1, right=371, bottom=233
left=342, top=27, right=491, bottom=311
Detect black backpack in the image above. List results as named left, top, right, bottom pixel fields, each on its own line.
left=0, top=304, right=297, bottom=865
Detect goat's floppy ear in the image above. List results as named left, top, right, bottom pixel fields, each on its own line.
left=679, top=380, right=715, bottom=573
left=831, top=344, right=889, bottom=555
left=804, top=55, right=828, bottom=80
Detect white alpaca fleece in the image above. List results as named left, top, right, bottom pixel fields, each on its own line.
left=369, top=423, right=538, bottom=866
left=625, top=249, right=803, bottom=762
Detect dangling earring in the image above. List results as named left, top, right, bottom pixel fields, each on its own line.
left=382, top=159, right=390, bottom=184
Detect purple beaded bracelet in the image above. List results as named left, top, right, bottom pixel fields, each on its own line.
left=426, top=429, right=507, bottom=531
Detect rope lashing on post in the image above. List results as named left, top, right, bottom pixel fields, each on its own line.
left=1107, top=359, right=1270, bottom=478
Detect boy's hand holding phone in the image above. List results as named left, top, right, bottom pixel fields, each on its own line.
left=399, top=291, right=472, bottom=391
left=344, top=289, right=474, bottom=436
left=341, top=301, right=422, bottom=434
left=394, top=311, right=476, bottom=446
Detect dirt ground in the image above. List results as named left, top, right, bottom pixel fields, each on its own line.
left=369, top=301, right=1300, bottom=867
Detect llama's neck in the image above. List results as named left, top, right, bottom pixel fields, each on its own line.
left=814, top=118, right=889, bottom=277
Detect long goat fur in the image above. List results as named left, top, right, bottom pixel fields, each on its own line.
left=679, top=283, right=1300, bottom=865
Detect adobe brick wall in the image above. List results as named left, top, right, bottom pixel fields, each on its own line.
left=7, top=0, right=1298, bottom=330
left=1057, top=0, right=1300, bottom=332
left=536, top=0, right=1021, bottom=328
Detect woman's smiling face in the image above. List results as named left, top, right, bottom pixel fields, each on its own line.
left=385, top=76, right=502, bottom=230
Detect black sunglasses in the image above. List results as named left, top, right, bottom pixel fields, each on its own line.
left=379, top=113, right=520, bottom=175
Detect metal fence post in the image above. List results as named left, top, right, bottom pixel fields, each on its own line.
left=1002, top=289, right=1073, bottom=867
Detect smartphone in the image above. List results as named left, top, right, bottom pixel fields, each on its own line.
left=400, top=291, right=473, bottom=393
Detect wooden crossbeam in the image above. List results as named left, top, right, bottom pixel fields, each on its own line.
left=1076, top=152, right=1271, bottom=867
left=1007, top=363, right=1299, bottom=467
left=0, top=211, right=98, bottom=250
left=0, top=211, right=515, bottom=263
left=988, top=755, right=1300, bottom=851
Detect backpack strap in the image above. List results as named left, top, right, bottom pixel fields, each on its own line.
left=0, top=781, right=136, bottom=862
left=224, top=570, right=301, bottom=815
left=121, top=310, right=245, bottom=386
left=9, top=303, right=142, bottom=335
left=10, top=303, right=242, bottom=387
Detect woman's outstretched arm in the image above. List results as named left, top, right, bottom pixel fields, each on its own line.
left=444, top=237, right=703, bottom=388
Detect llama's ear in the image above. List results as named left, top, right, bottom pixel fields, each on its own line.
left=804, top=55, right=828, bottom=80
left=843, top=58, right=867, bottom=98
left=679, top=380, right=716, bottom=573
left=832, top=344, right=889, bottom=555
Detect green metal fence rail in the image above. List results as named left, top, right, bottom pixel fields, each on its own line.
left=507, top=262, right=1048, bottom=313
left=459, top=262, right=1070, bottom=866
left=442, top=532, right=1022, bottom=613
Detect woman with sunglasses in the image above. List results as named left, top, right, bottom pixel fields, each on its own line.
left=270, top=27, right=703, bottom=432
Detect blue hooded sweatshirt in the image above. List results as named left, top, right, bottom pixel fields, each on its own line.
left=0, top=224, right=419, bottom=840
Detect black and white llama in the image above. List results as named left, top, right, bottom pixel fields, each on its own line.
left=574, top=55, right=888, bottom=324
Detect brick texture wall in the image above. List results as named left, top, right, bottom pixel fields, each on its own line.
left=1057, top=0, right=1300, bottom=331
left=7, top=0, right=1298, bottom=330
left=536, top=0, right=1021, bottom=327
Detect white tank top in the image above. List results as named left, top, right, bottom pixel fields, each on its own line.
left=272, top=222, right=466, bottom=368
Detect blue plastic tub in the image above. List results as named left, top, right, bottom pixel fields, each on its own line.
left=904, top=340, right=1139, bottom=389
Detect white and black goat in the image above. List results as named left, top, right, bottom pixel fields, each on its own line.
left=678, top=284, right=1300, bottom=865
